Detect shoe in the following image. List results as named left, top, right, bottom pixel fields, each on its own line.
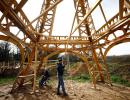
left=57, top=92, right=61, bottom=95
left=63, top=93, right=68, bottom=96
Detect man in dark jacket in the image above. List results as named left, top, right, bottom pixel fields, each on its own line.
left=56, top=59, right=67, bottom=96
left=39, top=69, right=50, bottom=88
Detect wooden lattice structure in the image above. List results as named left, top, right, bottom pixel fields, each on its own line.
left=0, top=0, right=130, bottom=92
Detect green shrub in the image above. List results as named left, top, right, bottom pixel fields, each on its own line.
left=110, top=75, right=130, bottom=87
left=68, top=74, right=90, bottom=82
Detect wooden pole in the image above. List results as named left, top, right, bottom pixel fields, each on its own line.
left=92, top=49, right=104, bottom=82
left=99, top=48, right=111, bottom=85
left=33, top=44, right=38, bottom=92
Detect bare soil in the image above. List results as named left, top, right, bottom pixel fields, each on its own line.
left=0, top=80, right=130, bottom=100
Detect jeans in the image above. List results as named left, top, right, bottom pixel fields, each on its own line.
left=57, top=75, right=66, bottom=94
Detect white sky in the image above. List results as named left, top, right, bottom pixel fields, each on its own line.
left=107, top=42, right=130, bottom=56
left=22, top=0, right=130, bottom=56
left=23, top=0, right=119, bottom=35
left=0, top=0, right=130, bottom=56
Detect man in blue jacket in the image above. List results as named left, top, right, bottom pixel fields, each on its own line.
left=56, top=58, right=67, bottom=96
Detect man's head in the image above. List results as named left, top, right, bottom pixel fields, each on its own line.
left=58, top=58, right=62, bottom=62
left=58, top=59, right=62, bottom=62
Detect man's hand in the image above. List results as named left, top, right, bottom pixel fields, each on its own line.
left=63, top=61, right=67, bottom=65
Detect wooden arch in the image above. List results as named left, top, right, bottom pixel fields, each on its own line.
left=104, top=38, right=130, bottom=59
left=43, top=49, right=89, bottom=63
left=0, top=35, right=24, bottom=62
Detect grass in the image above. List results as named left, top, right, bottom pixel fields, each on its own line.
left=67, top=74, right=90, bottom=83
left=0, top=76, right=52, bottom=87
left=107, top=62, right=130, bottom=87
left=0, top=76, right=15, bottom=85
left=67, top=73, right=130, bottom=87
left=110, top=75, right=130, bottom=87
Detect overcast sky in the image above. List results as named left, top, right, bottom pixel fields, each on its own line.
left=0, top=0, right=130, bottom=56
left=22, top=0, right=130, bottom=56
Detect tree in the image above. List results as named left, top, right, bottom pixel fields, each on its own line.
left=14, top=47, right=20, bottom=61
left=0, top=41, right=11, bottom=62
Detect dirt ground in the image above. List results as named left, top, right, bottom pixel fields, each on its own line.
left=0, top=80, right=130, bottom=100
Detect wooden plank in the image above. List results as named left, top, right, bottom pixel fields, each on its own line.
left=18, top=74, right=34, bottom=78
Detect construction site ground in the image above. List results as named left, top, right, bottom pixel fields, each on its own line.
left=0, top=80, right=130, bottom=100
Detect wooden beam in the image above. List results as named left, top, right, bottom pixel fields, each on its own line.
left=15, top=0, right=28, bottom=12
left=0, top=0, right=36, bottom=42
left=0, top=35, right=24, bottom=63
left=0, top=26, right=25, bottom=45
left=26, top=0, right=62, bottom=28
left=124, top=0, right=130, bottom=9
left=119, top=0, right=124, bottom=19
left=99, top=4, right=109, bottom=28
left=72, top=0, right=102, bottom=34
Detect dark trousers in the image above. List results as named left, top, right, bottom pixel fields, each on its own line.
left=39, top=76, right=48, bottom=88
left=57, top=75, right=66, bottom=94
